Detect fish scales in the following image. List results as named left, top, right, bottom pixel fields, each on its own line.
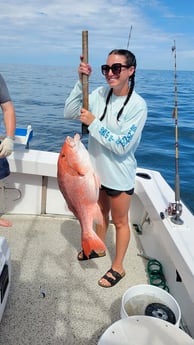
left=57, top=133, right=106, bottom=257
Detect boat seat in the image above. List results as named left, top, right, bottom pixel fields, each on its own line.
left=14, top=125, right=33, bottom=149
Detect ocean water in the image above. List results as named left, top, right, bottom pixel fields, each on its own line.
left=1, top=64, right=194, bottom=213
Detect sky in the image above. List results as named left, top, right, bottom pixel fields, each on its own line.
left=0, top=0, right=194, bottom=70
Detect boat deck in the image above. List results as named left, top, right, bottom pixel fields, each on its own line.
left=0, top=214, right=148, bottom=345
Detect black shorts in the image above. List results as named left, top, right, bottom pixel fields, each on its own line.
left=101, top=185, right=134, bottom=197
left=0, top=157, right=10, bottom=179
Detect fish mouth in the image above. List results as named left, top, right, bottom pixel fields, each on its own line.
left=66, top=136, right=76, bottom=148
left=66, top=133, right=80, bottom=147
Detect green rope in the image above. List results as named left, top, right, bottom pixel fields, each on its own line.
left=147, top=259, right=169, bottom=292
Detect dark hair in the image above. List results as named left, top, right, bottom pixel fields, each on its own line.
left=108, top=49, right=136, bottom=69
left=100, top=49, right=136, bottom=121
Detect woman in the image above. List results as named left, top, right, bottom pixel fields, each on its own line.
left=64, top=49, right=147, bottom=287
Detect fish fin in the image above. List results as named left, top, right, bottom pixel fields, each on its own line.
left=82, top=231, right=106, bottom=258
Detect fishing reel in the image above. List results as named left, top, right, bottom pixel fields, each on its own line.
left=166, top=202, right=182, bottom=217
left=166, top=202, right=183, bottom=225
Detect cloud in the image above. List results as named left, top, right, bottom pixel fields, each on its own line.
left=0, top=0, right=194, bottom=70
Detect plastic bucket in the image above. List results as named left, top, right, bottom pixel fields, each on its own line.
left=120, top=284, right=181, bottom=327
left=98, top=316, right=194, bottom=345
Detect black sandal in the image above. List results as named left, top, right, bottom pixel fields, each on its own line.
left=98, top=268, right=125, bottom=288
left=77, top=249, right=106, bottom=261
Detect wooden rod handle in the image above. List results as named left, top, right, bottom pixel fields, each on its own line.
left=82, top=30, right=89, bottom=134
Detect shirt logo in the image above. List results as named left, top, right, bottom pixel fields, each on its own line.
left=99, top=124, right=137, bottom=147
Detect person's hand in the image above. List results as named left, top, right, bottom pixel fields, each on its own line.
left=0, top=137, right=14, bottom=157
left=80, top=108, right=95, bottom=126
left=78, top=55, right=92, bottom=82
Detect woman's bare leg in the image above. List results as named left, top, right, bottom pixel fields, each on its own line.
left=95, top=189, right=110, bottom=242
left=98, top=192, right=131, bottom=287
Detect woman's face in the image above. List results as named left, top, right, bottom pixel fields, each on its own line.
left=104, top=53, right=134, bottom=94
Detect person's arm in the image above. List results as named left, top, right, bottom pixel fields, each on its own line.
left=0, top=101, right=16, bottom=157
left=64, top=81, right=83, bottom=120
left=64, top=57, right=92, bottom=120
left=1, top=101, right=16, bottom=137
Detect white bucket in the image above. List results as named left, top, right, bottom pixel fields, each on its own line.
left=120, top=284, right=181, bottom=327
left=98, top=316, right=194, bottom=345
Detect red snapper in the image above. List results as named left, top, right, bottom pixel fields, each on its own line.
left=57, top=133, right=106, bottom=257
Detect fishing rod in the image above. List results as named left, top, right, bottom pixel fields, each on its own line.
left=169, top=40, right=183, bottom=225
left=127, top=25, right=132, bottom=50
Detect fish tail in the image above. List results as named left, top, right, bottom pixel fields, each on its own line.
left=82, top=231, right=106, bottom=258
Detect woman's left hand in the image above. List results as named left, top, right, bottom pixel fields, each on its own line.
left=80, top=108, right=95, bottom=126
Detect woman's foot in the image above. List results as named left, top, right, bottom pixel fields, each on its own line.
left=98, top=268, right=125, bottom=288
left=77, top=249, right=106, bottom=261
left=0, top=218, right=12, bottom=227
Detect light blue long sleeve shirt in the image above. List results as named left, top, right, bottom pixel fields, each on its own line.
left=64, top=81, right=147, bottom=190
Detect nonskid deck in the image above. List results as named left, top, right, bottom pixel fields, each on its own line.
left=0, top=214, right=147, bottom=345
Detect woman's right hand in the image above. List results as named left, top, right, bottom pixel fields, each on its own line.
left=78, top=55, right=92, bottom=82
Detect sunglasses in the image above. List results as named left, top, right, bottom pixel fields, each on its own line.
left=101, top=63, right=129, bottom=75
